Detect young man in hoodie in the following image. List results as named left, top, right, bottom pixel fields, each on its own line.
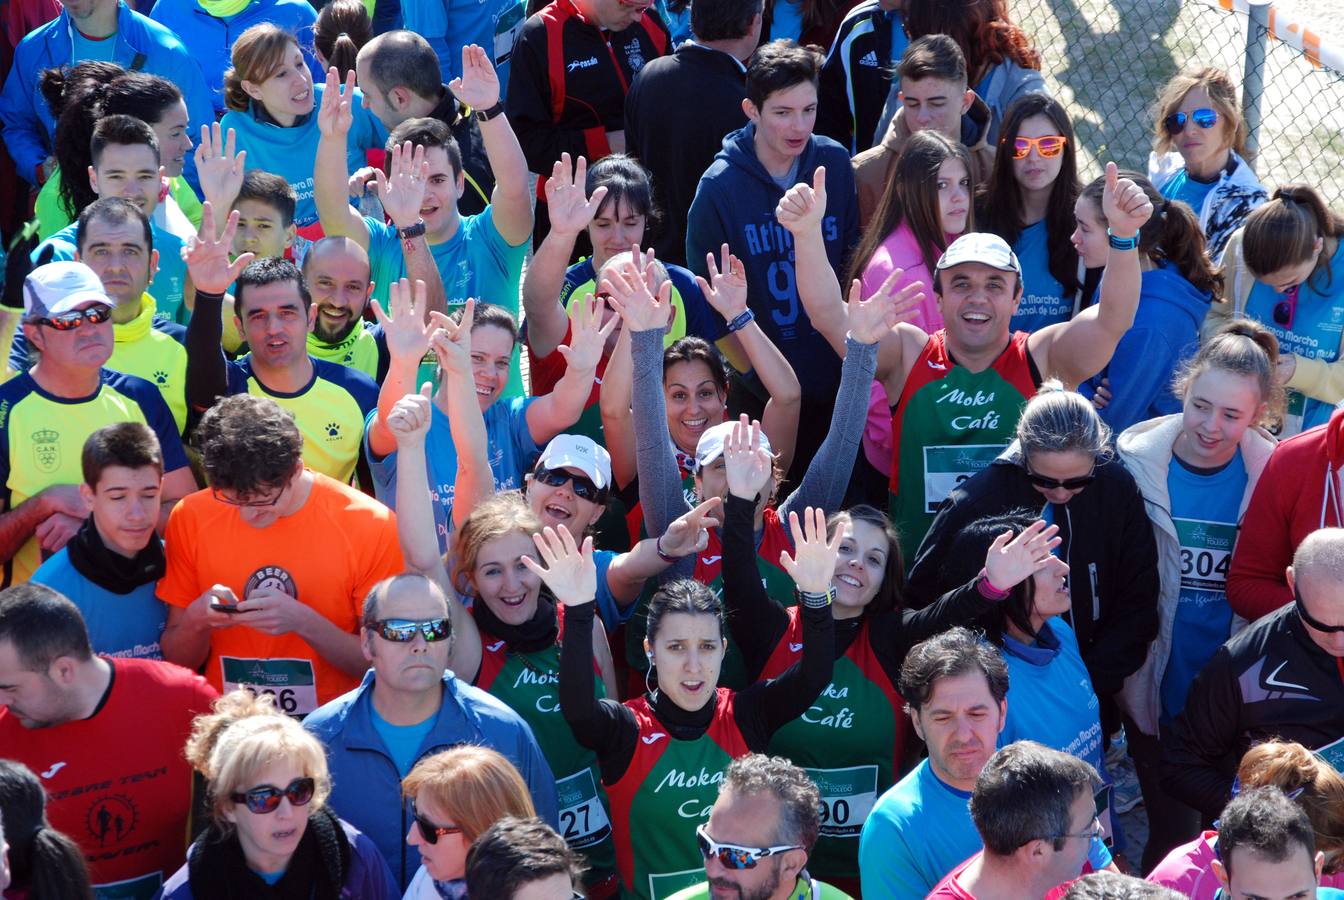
left=852, top=35, right=995, bottom=228
left=686, top=39, right=858, bottom=483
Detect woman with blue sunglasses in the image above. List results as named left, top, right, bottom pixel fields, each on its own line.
left=160, top=689, right=398, bottom=899
left=1148, top=67, right=1267, bottom=260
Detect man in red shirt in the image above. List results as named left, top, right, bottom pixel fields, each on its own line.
left=0, top=583, right=217, bottom=900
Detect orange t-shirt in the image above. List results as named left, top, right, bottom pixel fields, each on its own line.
left=157, top=472, right=404, bottom=712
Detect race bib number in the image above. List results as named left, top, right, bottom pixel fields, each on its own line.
left=648, top=868, right=706, bottom=900
left=95, top=872, right=162, bottom=900
left=555, top=769, right=612, bottom=849
left=805, top=765, right=878, bottom=839
left=493, top=0, right=525, bottom=65
left=221, top=657, right=318, bottom=716
left=1315, top=734, right=1344, bottom=775
left=922, top=444, right=1003, bottom=513
left=1280, top=389, right=1308, bottom=438
left=1175, top=519, right=1236, bottom=594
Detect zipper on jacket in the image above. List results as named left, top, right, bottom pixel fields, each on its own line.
left=1089, top=562, right=1100, bottom=621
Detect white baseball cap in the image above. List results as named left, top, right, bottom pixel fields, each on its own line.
left=694, top=420, right=773, bottom=471
left=23, top=261, right=115, bottom=319
left=935, top=233, right=1022, bottom=274
left=536, top=434, right=612, bottom=491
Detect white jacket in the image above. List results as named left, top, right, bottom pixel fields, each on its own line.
left=1115, top=414, right=1276, bottom=735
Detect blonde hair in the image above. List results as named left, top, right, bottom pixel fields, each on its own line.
left=1152, top=66, right=1248, bottom=158
left=223, top=24, right=302, bottom=113
left=401, top=746, right=535, bottom=844
left=451, top=491, right=542, bottom=588
left=1238, top=740, right=1344, bottom=873
left=185, top=690, right=332, bottom=826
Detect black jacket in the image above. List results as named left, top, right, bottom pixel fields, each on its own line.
left=907, top=445, right=1160, bottom=702
left=816, top=0, right=899, bottom=153
left=1161, top=604, right=1344, bottom=820
left=625, top=42, right=748, bottom=266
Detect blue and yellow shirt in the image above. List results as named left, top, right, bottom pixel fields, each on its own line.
left=224, top=356, right=379, bottom=485
left=0, top=370, right=188, bottom=586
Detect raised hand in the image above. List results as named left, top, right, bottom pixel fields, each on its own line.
left=374, top=141, right=430, bottom=229
left=694, top=244, right=749, bottom=322
left=983, top=520, right=1063, bottom=592
left=195, top=122, right=246, bottom=213
left=774, top=166, right=827, bottom=236
left=557, top=293, right=617, bottom=372
left=427, top=298, right=475, bottom=377
left=723, top=415, right=772, bottom=501
left=521, top=525, right=597, bottom=607
left=387, top=383, right=434, bottom=445
left=601, top=252, right=672, bottom=332
left=658, top=497, right=722, bottom=558
left=780, top=507, right=844, bottom=595
left=448, top=44, right=500, bottom=113
left=317, top=67, right=355, bottom=138
left=1101, top=161, right=1153, bottom=238
left=371, top=277, right=433, bottom=363
left=183, top=203, right=255, bottom=295
left=846, top=269, right=924, bottom=344
left=545, top=153, right=609, bottom=236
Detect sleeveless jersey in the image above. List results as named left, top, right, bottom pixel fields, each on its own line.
left=759, top=610, right=903, bottom=881
left=605, top=689, right=750, bottom=900
left=888, top=330, right=1039, bottom=551
left=475, top=608, right=617, bottom=879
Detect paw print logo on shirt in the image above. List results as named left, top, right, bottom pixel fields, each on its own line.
left=324, top=422, right=342, bottom=441
left=153, top=371, right=169, bottom=385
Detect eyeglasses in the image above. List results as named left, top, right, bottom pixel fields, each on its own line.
left=411, top=799, right=465, bottom=844
left=211, top=485, right=287, bottom=508
left=695, top=825, right=802, bottom=870
left=1050, top=815, right=1103, bottom=844
left=1163, top=107, right=1219, bottom=135
left=1010, top=135, right=1068, bottom=160
left=1023, top=461, right=1097, bottom=491
left=533, top=466, right=607, bottom=503
left=231, top=777, right=316, bottom=814
left=1273, top=285, right=1300, bottom=330
left=1295, top=587, right=1344, bottom=633
left=369, top=617, right=452, bottom=643
left=29, top=305, right=113, bottom=330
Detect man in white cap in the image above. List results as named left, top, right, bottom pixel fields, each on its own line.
left=0, top=261, right=194, bottom=586
left=780, top=162, right=1154, bottom=550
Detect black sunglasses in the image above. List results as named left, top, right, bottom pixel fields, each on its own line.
left=231, top=776, right=316, bottom=814
left=30, top=304, right=113, bottom=330
left=533, top=466, right=606, bottom=502
left=1162, top=107, right=1219, bottom=135
left=1296, top=588, right=1344, bottom=633
left=411, top=798, right=465, bottom=844
left=1024, top=460, right=1097, bottom=491
left=370, top=618, right=452, bottom=643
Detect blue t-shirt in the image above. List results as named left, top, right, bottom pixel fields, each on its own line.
left=403, top=0, right=526, bottom=91
left=371, top=707, right=439, bottom=776
left=1160, top=169, right=1217, bottom=215
left=1243, top=239, right=1344, bottom=436
left=71, top=28, right=118, bottom=62
left=34, top=220, right=187, bottom=324
left=888, top=10, right=909, bottom=62
left=1009, top=220, right=1072, bottom=333
left=592, top=548, right=633, bottom=632
left=1161, top=451, right=1245, bottom=722
left=31, top=546, right=166, bottom=660
left=767, top=0, right=804, bottom=41
left=367, top=396, right=541, bottom=553
left=366, top=207, right=528, bottom=399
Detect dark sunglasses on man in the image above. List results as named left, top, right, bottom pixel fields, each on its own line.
left=1296, top=587, right=1344, bottom=633
left=30, top=304, right=113, bottom=330
left=369, top=617, right=452, bottom=643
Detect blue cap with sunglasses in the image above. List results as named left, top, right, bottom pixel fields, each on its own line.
left=23, top=261, right=115, bottom=319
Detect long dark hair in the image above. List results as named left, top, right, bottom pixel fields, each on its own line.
left=827, top=505, right=906, bottom=616
left=846, top=131, right=974, bottom=289
left=979, top=93, right=1081, bottom=296
left=1242, top=184, right=1344, bottom=295
left=937, top=509, right=1043, bottom=644
left=0, top=760, right=94, bottom=900
left=1080, top=171, right=1222, bottom=297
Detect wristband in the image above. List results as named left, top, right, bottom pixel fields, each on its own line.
left=1107, top=229, right=1140, bottom=251
left=194, top=289, right=226, bottom=305
left=398, top=220, right=427, bottom=240
left=796, top=587, right=835, bottom=609
left=655, top=534, right=679, bottom=563
left=976, top=568, right=1012, bottom=600
left=474, top=101, right=505, bottom=122
left=726, top=309, right=755, bottom=333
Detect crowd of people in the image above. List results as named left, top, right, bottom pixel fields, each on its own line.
left=1, top=0, right=1344, bottom=897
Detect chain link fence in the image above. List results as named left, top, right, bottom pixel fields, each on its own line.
left=1008, top=0, right=1344, bottom=209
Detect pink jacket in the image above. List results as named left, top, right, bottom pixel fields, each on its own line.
left=1148, top=831, right=1344, bottom=898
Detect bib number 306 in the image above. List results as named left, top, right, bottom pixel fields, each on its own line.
left=221, top=657, right=318, bottom=717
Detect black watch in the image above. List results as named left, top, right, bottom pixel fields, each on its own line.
left=397, top=220, right=426, bottom=240
left=474, top=101, right=506, bottom=122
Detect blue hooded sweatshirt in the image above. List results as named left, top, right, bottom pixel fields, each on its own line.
left=150, top=0, right=323, bottom=116
left=1083, top=263, right=1212, bottom=433
left=0, top=1, right=214, bottom=188
left=219, top=81, right=387, bottom=228
left=686, top=123, right=858, bottom=403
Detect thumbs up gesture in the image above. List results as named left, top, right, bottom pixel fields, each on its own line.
left=775, top=166, right=828, bottom=236
left=388, top=382, right=434, bottom=445
left=1101, top=161, right=1153, bottom=239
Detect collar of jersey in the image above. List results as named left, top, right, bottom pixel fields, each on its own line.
left=306, top=320, right=365, bottom=360
left=114, top=293, right=156, bottom=344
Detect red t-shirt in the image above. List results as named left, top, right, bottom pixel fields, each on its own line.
left=0, top=658, right=218, bottom=897
left=925, top=853, right=1080, bottom=900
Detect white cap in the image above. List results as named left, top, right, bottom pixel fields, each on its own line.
left=935, top=232, right=1022, bottom=274
left=536, top=434, right=612, bottom=491
left=694, top=420, right=773, bottom=471
left=23, top=261, right=114, bottom=319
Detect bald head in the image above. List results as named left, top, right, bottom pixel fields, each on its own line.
left=304, top=237, right=373, bottom=344
left=357, top=30, right=441, bottom=105
left=1289, top=528, right=1344, bottom=656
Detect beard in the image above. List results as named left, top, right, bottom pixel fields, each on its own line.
left=708, top=859, right=784, bottom=900
left=312, top=308, right=361, bottom=344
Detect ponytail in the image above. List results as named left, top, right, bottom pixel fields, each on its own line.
left=1243, top=184, right=1344, bottom=294
left=0, top=760, right=94, bottom=900
left=25, top=827, right=95, bottom=900
left=314, top=0, right=370, bottom=82
left=46, top=61, right=125, bottom=221
left=222, top=67, right=252, bottom=113
left=1172, top=319, right=1283, bottom=427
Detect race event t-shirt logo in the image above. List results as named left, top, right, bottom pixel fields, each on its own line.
left=245, top=566, right=299, bottom=600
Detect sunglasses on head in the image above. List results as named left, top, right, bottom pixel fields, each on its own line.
left=1163, top=107, right=1219, bottom=135
left=695, top=825, right=802, bottom=870
left=411, top=798, right=465, bottom=844
left=1295, top=588, right=1344, bottom=633
left=1010, top=135, right=1067, bottom=160
left=533, top=466, right=606, bottom=502
left=30, top=304, right=112, bottom=331
left=231, top=776, right=316, bottom=814
left=370, top=618, right=452, bottom=643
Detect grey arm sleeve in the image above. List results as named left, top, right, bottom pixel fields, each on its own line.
left=633, top=327, right=695, bottom=579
